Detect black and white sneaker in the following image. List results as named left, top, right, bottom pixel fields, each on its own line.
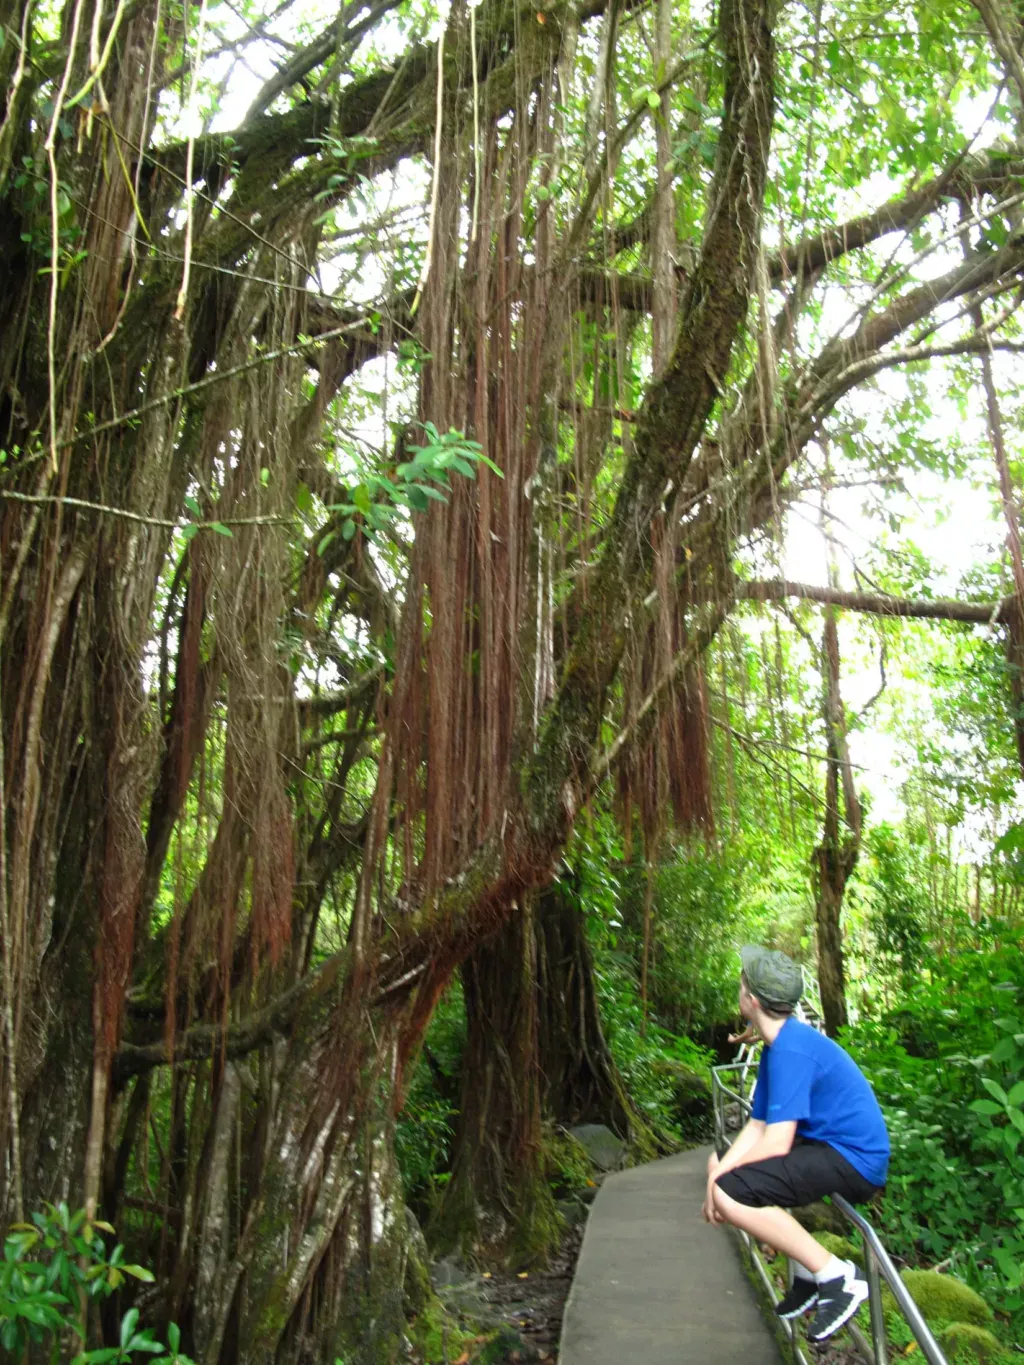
left=774, top=1276, right=818, bottom=1319
left=807, top=1267, right=869, bottom=1341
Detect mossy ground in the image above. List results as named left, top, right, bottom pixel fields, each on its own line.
left=812, top=1230, right=863, bottom=1269
left=938, top=1321, right=1013, bottom=1365
left=406, top=1296, right=484, bottom=1363
left=883, top=1269, right=993, bottom=1329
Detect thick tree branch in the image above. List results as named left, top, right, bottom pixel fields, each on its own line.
left=586, top=145, right=1024, bottom=296
left=113, top=955, right=346, bottom=1082
left=736, top=578, right=1011, bottom=624
left=768, top=146, right=1024, bottom=284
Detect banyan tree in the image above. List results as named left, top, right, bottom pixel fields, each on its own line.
left=4, top=0, right=1024, bottom=1355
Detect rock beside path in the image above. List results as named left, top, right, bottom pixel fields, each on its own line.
left=567, top=1125, right=626, bottom=1172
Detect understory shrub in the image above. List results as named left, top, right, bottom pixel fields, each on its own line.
left=1, top=1203, right=191, bottom=1362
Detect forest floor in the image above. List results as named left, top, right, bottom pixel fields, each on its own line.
left=430, top=1218, right=585, bottom=1362
left=479, top=1221, right=585, bottom=1360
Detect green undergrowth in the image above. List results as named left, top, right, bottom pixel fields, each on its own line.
left=876, top=1269, right=1016, bottom=1365
left=545, top=1125, right=594, bottom=1193
left=396, top=987, right=466, bottom=1220
left=592, top=945, right=715, bottom=1144
left=405, top=1297, right=480, bottom=1363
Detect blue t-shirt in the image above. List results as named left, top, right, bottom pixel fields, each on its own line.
left=750, top=1018, right=889, bottom=1187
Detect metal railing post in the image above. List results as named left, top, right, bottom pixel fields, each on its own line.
left=865, top=1247, right=889, bottom=1365
left=832, top=1195, right=948, bottom=1365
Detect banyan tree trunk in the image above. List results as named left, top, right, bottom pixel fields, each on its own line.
left=430, top=894, right=560, bottom=1265
left=0, top=0, right=780, bottom=1353
left=534, top=885, right=647, bottom=1137
left=432, top=885, right=655, bottom=1264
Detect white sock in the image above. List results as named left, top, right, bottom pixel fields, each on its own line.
left=792, top=1261, right=816, bottom=1281
left=814, top=1255, right=851, bottom=1285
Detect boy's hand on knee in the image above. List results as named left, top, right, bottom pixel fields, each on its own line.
left=702, top=1181, right=726, bottom=1225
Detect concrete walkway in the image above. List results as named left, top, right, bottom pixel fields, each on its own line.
left=559, top=1146, right=785, bottom=1365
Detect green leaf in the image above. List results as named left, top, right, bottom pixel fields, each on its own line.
left=1008, top=1081, right=1024, bottom=1108
left=184, top=494, right=201, bottom=517
left=342, top=520, right=356, bottom=541
left=127, top=1331, right=164, bottom=1354
left=121, top=1307, right=140, bottom=1349
left=969, top=1099, right=1002, bottom=1116
left=121, top=1264, right=156, bottom=1283
left=13, top=1300, right=65, bottom=1327
left=982, top=1078, right=1008, bottom=1105
left=181, top=524, right=199, bottom=542
left=207, top=522, right=233, bottom=537
left=647, top=90, right=661, bottom=108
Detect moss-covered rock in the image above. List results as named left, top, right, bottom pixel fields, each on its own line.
left=404, top=1209, right=433, bottom=1315
left=407, top=1296, right=481, bottom=1364
left=938, top=1322, right=1009, bottom=1364
left=792, top=1200, right=848, bottom=1236
left=900, top=1270, right=993, bottom=1328
left=812, top=1231, right=863, bottom=1269
left=475, top=1325, right=535, bottom=1363
left=545, top=1126, right=594, bottom=1192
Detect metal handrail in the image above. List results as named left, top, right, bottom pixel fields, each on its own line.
left=711, top=1061, right=948, bottom=1365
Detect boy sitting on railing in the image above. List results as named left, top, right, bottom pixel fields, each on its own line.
left=702, top=946, right=890, bottom=1343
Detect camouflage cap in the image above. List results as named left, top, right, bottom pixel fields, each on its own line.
left=740, top=945, right=803, bottom=1009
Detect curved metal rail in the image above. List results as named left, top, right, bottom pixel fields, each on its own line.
left=711, top=1061, right=948, bottom=1365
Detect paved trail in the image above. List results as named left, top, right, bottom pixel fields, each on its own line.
left=559, top=1146, right=785, bottom=1365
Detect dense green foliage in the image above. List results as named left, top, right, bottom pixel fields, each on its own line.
left=848, top=938, right=1024, bottom=1320
left=1, top=1205, right=190, bottom=1363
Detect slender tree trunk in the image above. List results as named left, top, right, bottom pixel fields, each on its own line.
left=640, top=858, right=655, bottom=1028
left=811, top=608, right=860, bottom=1037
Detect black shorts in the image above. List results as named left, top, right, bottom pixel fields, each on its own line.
left=716, top=1138, right=882, bottom=1209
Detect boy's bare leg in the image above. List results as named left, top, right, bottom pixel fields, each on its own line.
left=711, top=1184, right=829, bottom=1274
